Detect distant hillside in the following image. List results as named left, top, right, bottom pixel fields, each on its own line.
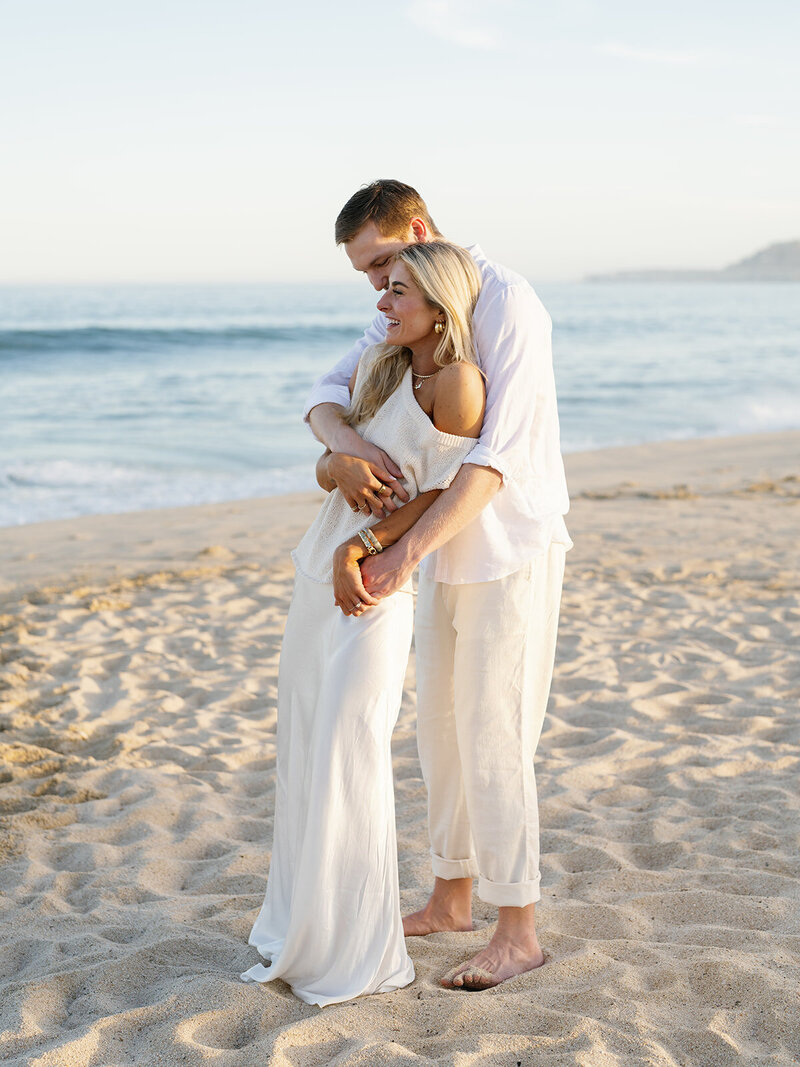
left=587, top=240, right=800, bottom=282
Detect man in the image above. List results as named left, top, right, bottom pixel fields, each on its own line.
left=304, top=180, right=572, bottom=990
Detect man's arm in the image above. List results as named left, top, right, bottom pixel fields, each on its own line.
left=304, top=307, right=391, bottom=462
left=308, top=405, right=408, bottom=510
left=302, top=309, right=385, bottom=424
left=360, top=464, right=501, bottom=596
left=315, top=449, right=336, bottom=492
left=305, top=310, right=408, bottom=510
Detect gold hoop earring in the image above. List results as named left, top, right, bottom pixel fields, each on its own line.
left=434, top=321, right=445, bottom=335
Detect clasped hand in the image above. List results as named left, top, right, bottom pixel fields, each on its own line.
left=328, top=443, right=412, bottom=616
left=327, top=451, right=408, bottom=518
left=332, top=540, right=414, bottom=617
left=332, top=541, right=379, bottom=617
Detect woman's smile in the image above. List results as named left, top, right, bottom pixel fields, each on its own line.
left=377, top=261, right=439, bottom=358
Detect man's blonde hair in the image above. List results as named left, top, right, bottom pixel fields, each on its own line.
left=343, top=242, right=482, bottom=427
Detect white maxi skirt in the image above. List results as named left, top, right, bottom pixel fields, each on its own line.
left=240, top=571, right=415, bottom=1006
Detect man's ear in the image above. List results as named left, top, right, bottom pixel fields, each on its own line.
left=409, top=217, right=428, bottom=242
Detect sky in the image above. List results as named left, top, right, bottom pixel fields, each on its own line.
left=1, top=0, right=798, bottom=283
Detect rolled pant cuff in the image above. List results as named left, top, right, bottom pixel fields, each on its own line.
left=430, top=851, right=480, bottom=880
left=478, top=874, right=541, bottom=908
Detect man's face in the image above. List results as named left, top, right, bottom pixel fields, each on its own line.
left=344, top=221, right=415, bottom=291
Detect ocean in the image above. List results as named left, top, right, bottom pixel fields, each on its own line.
left=1, top=282, right=798, bottom=528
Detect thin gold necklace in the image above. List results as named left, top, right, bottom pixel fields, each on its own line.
left=411, top=367, right=442, bottom=391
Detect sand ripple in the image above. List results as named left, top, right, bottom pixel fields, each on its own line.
left=1, top=437, right=799, bottom=1065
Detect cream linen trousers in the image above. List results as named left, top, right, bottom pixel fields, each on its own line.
left=415, top=541, right=566, bottom=908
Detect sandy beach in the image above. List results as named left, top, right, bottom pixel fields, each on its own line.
left=1, top=431, right=798, bottom=1066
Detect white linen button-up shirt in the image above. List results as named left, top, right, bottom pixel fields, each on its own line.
left=303, top=244, right=572, bottom=585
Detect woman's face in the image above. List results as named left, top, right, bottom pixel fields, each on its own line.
left=377, top=261, right=440, bottom=353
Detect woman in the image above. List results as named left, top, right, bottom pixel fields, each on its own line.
left=240, top=241, right=485, bottom=1006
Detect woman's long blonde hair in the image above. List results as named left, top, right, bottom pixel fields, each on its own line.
left=342, top=241, right=482, bottom=427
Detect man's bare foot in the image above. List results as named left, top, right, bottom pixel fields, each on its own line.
left=441, top=938, right=545, bottom=989
left=403, top=876, right=473, bottom=936
left=440, top=903, right=545, bottom=989
left=403, top=901, right=473, bottom=936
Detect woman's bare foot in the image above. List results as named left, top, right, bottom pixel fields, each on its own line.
left=402, top=876, right=473, bottom=936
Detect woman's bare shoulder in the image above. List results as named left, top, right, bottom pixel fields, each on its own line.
left=432, top=362, right=486, bottom=438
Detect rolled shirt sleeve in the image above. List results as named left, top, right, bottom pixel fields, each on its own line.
left=303, top=311, right=387, bottom=422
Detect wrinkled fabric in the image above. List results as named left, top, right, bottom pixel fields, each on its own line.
left=241, top=573, right=415, bottom=1007
left=415, top=543, right=566, bottom=907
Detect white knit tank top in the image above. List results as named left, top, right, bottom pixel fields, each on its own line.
left=293, top=346, right=478, bottom=584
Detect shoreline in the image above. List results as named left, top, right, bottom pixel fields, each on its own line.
left=1, top=429, right=798, bottom=603
left=2, top=424, right=799, bottom=541
left=1, top=428, right=798, bottom=1064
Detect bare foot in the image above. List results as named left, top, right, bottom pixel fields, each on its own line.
left=403, top=901, right=473, bottom=936
left=403, top=877, right=473, bottom=936
left=441, top=920, right=545, bottom=989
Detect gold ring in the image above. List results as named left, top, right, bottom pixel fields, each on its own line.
left=376, top=484, right=390, bottom=496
